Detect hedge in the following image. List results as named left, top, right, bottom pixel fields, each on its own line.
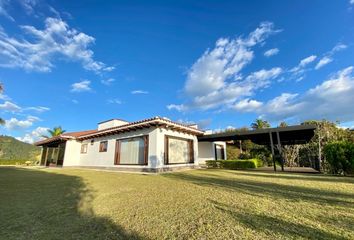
left=324, top=141, right=354, bottom=175
left=205, top=159, right=263, bottom=170
left=0, top=160, right=35, bottom=165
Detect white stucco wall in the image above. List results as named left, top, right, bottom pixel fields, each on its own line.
left=63, top=140, right=81, bottom=166
left=154, top=127, right=199, bottom=169
left=97, top=119, right=129, bottom=130
left=77, top=127, right=156, bottom=169
left=61, top=126, right=201, bottom=170
left=61, top=126, right=224, bottom=170
left=198, top=141, right=227, bottom=164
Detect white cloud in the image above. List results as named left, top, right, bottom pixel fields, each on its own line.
left=0, top=101, right=21, bottom=112
left=101, top=78, right=115, bottom=85
left=167, top=104, right=188, bottom=112
left=0, top=17, right=113, bottom=73
left=264, top=48, right=279, bottom=57
left=0, top=0, right=14, bottom=21
left=71, top=99, right=79, bottom=104
left=107, top=98, right=122, bottom=104
left=168, top=22, right=281, bottom=112
left=233, top=98, right=263, bottom=112
left=131, top=90, right=149, bottom=94
left=0, top=93, right=11, bottom=101
left=289, top=55, right=317, bottom=77
left=25, top=106, right=50, bottom=112
left=4, top=115, right=39, bottom=130
left=71, top=80, right=91, bottom=92
left=16, top=126, right=49, bottom=144
left=245, top=67, right=354, bottom=122
left=315, top=56, right=333, bottom=70
left=350, top=0, right=354, bottom=5
left=331, top=43, right=347, bottom=53
left=315, top=43, right=347, bottom=70
left=299, top=55, right=317, bottom=67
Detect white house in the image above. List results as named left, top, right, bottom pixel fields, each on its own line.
left=35, top=116, right=226, bottom=172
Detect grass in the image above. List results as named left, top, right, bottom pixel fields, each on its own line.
left=0, top=167, right=353, bottom=240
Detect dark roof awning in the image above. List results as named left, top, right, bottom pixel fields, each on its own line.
left=198, top=124, right=316, bottom=145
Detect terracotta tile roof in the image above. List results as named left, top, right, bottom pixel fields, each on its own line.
left=35, top=116, right=204, bottom=146
left=62, top=130, right=97, bottom=137
left=34, top=129, right=96, bottom=146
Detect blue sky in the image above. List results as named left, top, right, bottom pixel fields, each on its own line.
left=1, top=0, right=354, bottom=143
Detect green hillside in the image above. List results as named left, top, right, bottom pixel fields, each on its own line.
left=0, top=135, right=41, bottom=162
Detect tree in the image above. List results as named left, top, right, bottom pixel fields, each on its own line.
left=251, top=119, right=271, bottom=129
left=0, top=83, right=4, bottom=125
left=42, top=127, right=66, bottom=138
left=279, top=121, right=288, bottom=127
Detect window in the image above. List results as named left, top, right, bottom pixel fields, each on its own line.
left=215, top=144, right=225, bottom=160
left=164, top=136, right=194, bottom=164
left=99, top=141, right=108, bottom=152
left=81, top=144, right=88, bottom=154
left=114, top=136, right=148, bottom=165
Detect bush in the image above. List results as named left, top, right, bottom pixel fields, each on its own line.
left=239, top=153, right=252, bottom=159
left=220, top=160, right=257, bottom=169
left=205, top=160, right=220, bottom=168
left=0, top=159, right=30, bottom=165
left=205, top=159, right=262, bottom=170
left=324, top=141, right=354, bottom=175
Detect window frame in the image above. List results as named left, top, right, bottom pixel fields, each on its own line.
left=80, top=143, right=88, bottom=154
left=114, top=135, right=149, bottom=165
left=164, top=135, right=194, bottom=165
left=214, top=144, right=225, bottom=160
left=99, top=141, right=108, bottom=152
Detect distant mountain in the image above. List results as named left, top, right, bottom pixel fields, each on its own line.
left=0, top=135, right=40, bottom=161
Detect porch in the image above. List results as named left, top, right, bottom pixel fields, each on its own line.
left=40, top=141, right=66, bottom=167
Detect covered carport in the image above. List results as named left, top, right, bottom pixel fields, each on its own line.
left=198, top=125, right=317, bottom=172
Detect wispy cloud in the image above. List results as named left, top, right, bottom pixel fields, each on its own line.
left=0, top=17, right=113, bottom=74
left=25, top=106, right=50, bottom=112
left=0, top=0, right=14, bottom=21
left=101, top=78, right=115, bottom=85
left=264, top=48, right=279, bottom=57
left=315, top=56, right=333, bottom=70
left=71, top=80, right=91, bottom=92
left=131, top=90, right=149, bottom=94
left=0, top=101, right=21, bottom=112
left=315, top=43, right=347, bottom=70
left=107, top=98, right=122, bottom=104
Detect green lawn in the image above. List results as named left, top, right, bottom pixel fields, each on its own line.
left=0, top=167, right=353, bottom=240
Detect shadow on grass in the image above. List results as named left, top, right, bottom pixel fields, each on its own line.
left=164, top=171, right=354, bottom=207
left=0, top=167, right=145, bottom=240
left=210, top=200, right=343, bottom=240
left=233, top=171, right=354, bottom=184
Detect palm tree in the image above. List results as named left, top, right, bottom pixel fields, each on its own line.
left=251, top=119, right=271, bottom=129
left=0, top=83, right=4, bottom=125
left=279, top=121, right=288, bottom=127
left=42, top=126, right=66, bottom=138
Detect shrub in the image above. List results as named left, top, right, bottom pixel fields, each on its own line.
left=206, top=159, right=262, bottom=170
left=220, top=160, right=257, bottom=169
left=205, top=160, right=219, bottom=168
left=0, top=159, right=29, bottom=165
left=239, top=153, right=252, bottom=160
left=324, top=141, right=354, bottom=175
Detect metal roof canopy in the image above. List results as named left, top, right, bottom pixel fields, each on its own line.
left=198, top=124, right=317, bottom=172
left=198, top=124, right=317, bottom=145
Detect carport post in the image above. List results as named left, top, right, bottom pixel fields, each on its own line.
left=276, top=131, right=284, bottom=171
left=269, top=132, right=276, bottom=172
